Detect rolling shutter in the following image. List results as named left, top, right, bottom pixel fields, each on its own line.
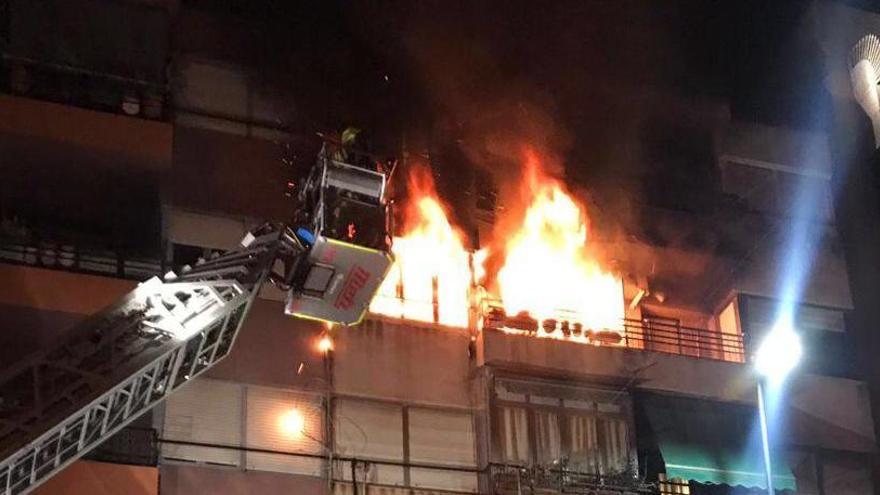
left=408, top=407, right=477, bottom=492
left=162, top=378, right=242, bottom=466
left=244, top=386, right=324, bottom=475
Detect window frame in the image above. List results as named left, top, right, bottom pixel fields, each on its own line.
left=489, top=376, right=637, bottom=475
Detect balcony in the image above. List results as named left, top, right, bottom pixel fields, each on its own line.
left=481, top=301, right=745, bottom=364
left=0, top=240, right=163, bottom=281
left=490, top=463, right=657, bottom=495
left=1, top=52, right=168, bottom=122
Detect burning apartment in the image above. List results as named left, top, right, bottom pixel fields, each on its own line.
left=1, top=1, right=880, bottom=494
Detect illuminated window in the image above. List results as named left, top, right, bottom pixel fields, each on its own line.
left=658, top=473, right=691, bottom=495
left=493, top=380, right=633, bottom=474
left=717, top=299, right=745, bottom=363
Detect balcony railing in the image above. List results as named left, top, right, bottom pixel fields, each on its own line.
left=490, top=463, right=657, bottom=495
left=482, top=302, right=746, bottom=364
left=369, top=295, right=747, bottom=364
left=0, top=240, right=163, bottom=281
left=1, top=52, right=168, bottom=120
left=3, top=239, right=747, bottom=365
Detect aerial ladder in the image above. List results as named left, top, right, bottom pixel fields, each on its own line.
left=0, top=143, right=395, bottom=494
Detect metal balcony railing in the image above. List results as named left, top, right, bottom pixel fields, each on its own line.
left=482, top=302, right=747, bottom=364
left=624, top=318, right=746, bottom=363
left=489, top=463, right=657, bottom=495
left=3, top=239, right=747, bottom=364
left=0, top=241, right=163, bottom=281
left=369, top=294, right=747, bottom=364
left=1, top=52, right=168, bottom=120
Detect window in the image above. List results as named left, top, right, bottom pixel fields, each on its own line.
left=174, top=57, right=292, bottom=140
left=244, top=386, right=324, bottom=475
left=642, top=314, right=685, bottom=356
left=162, top=379, right=324, bottom=475
left=333, top=398, right=478, bottom=492
left=493, top=379, right=633, bottom=475
left=742, top=295, right=846, bottom=334
left=334, top=398, right=405, bottom=486
left=162, top=379, right=242, bottom=466
left=717, top=299, right=745, bottom=363
left=497, top=406, right=529, bottom=464
left=408, top=407, right=477, bottom=492
left=164, top=388, right=478, bottom=491
left=721, top=160, right=834, bottom=222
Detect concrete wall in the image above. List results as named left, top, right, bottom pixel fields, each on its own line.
left=166, top=207, right=259, bottom=251
left=0, top=94, right=172, bottom=169
left=206, top=299, right=327, bottom=391
left=170, top=126, right=296, bottom=221
left=0, top=302, right=81, bottom=364
left=160, top=464, right=323, bottom=495
left=719, top=121, right=833, bottom=176
left=333, top=319, right=475, bottom=408
left=0, top=265, right=135, bottom=315
left=33, top=461, right=158, bottom=495
left=736, top=231, right=854, bottom=310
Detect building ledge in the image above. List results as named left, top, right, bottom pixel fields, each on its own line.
left=0, top=93, right=172, bottom=169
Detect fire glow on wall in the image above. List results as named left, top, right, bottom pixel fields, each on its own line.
left=369, top=148, right=626, bottom=344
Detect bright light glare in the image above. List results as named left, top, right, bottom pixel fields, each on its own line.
left=279, top=408, right=306, bottom=438
left=317, top=335, right=333, bottom=352
left=754, top=322, right=802, bottom=380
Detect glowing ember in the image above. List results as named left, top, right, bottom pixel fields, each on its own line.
left=491, top=149, right=625, bottom=340
left=369, top=167, right=474, bottom=327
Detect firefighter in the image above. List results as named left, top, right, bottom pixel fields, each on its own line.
left=331, top=126, right=361, bottom=164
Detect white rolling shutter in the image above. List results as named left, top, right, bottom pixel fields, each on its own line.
left=162, top=378, right=242, bottom=466
left=408, top=407, right=477, bottom=492
left=244, top=386, right=324, bottom=475
left=408, top=408, right=475, bottom=466
left=335, top=399, right=405, bottom=486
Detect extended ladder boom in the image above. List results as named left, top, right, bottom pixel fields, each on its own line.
left=0, top=226, right=300, bottom=495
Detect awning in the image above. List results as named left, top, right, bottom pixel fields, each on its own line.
left=641, top=394, right=797, bottom=491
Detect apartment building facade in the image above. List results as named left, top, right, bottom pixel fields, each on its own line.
left=0, top=1, right=878, bottom=494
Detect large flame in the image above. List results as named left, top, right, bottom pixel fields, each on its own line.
left=369, top=167, right=474, bottom=327
left=491, top=150, right=624, bottom=340
left=369, top=152, right=625, bottom=344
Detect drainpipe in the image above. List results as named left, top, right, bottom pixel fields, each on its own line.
left=324, top=347, right=334, bottom=495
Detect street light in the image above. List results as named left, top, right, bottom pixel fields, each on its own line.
left=754, top=320, right=802, bottom=381
left=754, top=319, right=802, bottom=494
left=279, top=407, right=306, bottom=439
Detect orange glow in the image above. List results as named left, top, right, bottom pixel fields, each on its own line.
left=491, top=149, right=624, bottom=341
left=368, top=150, right=625, bottom=344
left=279, top=408, right=306, bottom=438
left=369, top=166, right=474, bottom=327
left=317, top=334, right=334, bottom=352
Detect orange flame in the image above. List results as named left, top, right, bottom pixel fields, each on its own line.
left=369, top=167, right=474, bottom=327
left=369, top=151, right=624, bottom=344
left=491, top=149, right=624, bottom=339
